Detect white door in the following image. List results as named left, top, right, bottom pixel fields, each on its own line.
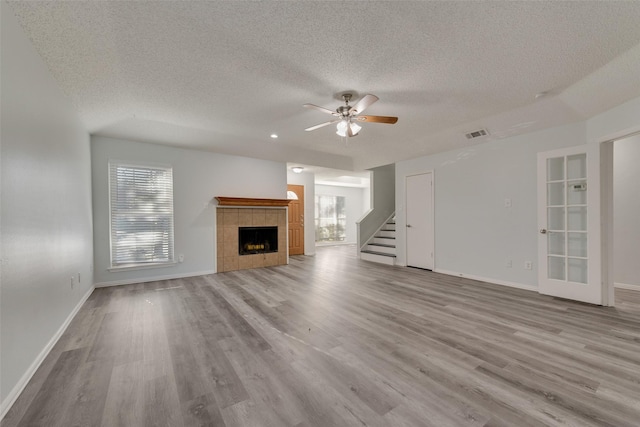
left=537, top=146, right=601, bottom=304
left=406, top=172, right=434, bottom=270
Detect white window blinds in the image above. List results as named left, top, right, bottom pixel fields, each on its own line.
left=109, top=163, right=175, bottom=267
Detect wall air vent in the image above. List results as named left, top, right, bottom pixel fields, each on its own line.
left=465, top=129, right=489, bottom=140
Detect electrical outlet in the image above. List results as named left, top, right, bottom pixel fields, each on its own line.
left=178, top=254, right=184, bottom=263
left=504, top=198, right=512, bottom=208
left=524, top=261, right=533, bottom=270
left=70, top=276, right=75, bottom=289
left=506, top=260, right=512, bottom=268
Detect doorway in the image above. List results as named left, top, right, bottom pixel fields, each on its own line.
left=608, top=133, right=640, bottom=303
left=287, top=184, right=305, bottom=255
left=406, top=172, right=434, bottom=270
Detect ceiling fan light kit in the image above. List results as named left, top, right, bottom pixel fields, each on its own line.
left=304, top=93, right=398, bottom=137
left=336, top=120, right=361, bottom=137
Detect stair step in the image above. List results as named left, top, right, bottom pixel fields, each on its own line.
left=365, top=243, right=395, bottom=255
left=376, top=230, right=396, bottom=238
left=361, top=250, right=396, bottom=257
left=368, top=243, right=395, bottom=248
left=361, top=250, right=396, bottom=266
left=372, top=236, right=394, bottom=245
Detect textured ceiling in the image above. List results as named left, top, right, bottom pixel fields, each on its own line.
left=7, top=1, right=640, bottom=170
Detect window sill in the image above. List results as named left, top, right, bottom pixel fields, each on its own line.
left=108, top=262, right=177, bottom=272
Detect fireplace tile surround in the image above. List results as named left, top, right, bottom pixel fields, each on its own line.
left=216, top=207, right=288, bottom=272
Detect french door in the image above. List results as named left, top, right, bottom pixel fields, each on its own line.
left=537, top=146, right=601, bottom=304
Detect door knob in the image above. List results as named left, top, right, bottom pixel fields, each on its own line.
left=407, top=224, right=412, bottom=228
left=540, top=229, right=547, bottom=234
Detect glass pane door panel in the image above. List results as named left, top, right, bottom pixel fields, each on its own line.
left=548, top=256, right=566, bottom=280
left=542, top=149, right=590, bottom=290
left=548, top=232, right=565, bottom=255
left=568, top=232, right=587, bottom=257
left=568, top=258, right=588, bottom=284
left=547, top=157, right=564, bottom=181
left=567, top=180, right=587, bottom=205
left=567, top=154, right=587, bottom=179
left=567, top=207, right=587, bottom=231
left=548, top=207, right=565, bottom=231
left=547, top=182, right=565, bottom=206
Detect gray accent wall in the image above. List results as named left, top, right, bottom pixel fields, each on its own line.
left=357, top=164, right=396, bottom=247
left=1, top=5, right=94, bottom=410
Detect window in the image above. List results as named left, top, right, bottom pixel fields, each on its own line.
left=109, top=163, right=174, bottom=268
left=315, top=195, right=346, bottom=242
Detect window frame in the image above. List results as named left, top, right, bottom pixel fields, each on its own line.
left=108, top=161, right=176, bottom=270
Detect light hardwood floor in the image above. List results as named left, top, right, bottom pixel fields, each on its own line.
left=4, top=245, right=640, bottom=426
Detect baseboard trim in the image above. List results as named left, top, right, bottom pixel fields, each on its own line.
left=1, top=285, right=95, bottom=421
left=614, top=282, right=640, bottom=290
left=433, top=268, right=538, bottom=292
left=94, top=270, right=217, bottom=288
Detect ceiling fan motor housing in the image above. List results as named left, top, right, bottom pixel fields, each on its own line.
left=337, top=105, right=351, bottom=117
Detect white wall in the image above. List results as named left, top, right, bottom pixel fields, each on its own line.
left=287, top=171, right=316, bottom=256
left=315, top=184, right=368, bottom=244
left=613, top=134, right=640, bottom=287
left=1, top=5, right=94, bottom=414
left=92, top=136, right=287, bottom=285
left=396, top=123, right=586, bottom=288
left=586, top=96, right=640, bottom=144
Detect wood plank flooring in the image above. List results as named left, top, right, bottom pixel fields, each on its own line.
left=4, top=245, right=640, bottom=426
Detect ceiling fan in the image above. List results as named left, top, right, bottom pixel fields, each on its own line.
left=304, top=93, right=398, bottom=137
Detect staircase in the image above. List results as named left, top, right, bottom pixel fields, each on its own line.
left=360, top=216, right=397, bottom=265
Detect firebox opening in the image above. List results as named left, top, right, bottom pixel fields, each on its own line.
left=239, top=226, right=278, bottom=255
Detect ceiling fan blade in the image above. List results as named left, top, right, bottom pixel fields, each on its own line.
left=356, top=115, right=398, bottom=124
left=305, top=119, right=340, bottom=131
left=303, top=103, right=338, bottom=116
left=349, top=94, right=379, bottom=114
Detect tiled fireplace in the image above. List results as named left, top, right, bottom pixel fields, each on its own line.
left=216, top=197, right=289, bottom=272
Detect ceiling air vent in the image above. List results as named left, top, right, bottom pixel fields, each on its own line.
left=465, top=128, right=489, bottom=140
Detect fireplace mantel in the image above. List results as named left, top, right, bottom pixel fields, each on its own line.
left=215, top=196, right=291, bottom=207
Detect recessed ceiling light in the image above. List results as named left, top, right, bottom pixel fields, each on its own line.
left=270, top=134, right=278, bottom=139
left=292, top=167, right=304, bottom=174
